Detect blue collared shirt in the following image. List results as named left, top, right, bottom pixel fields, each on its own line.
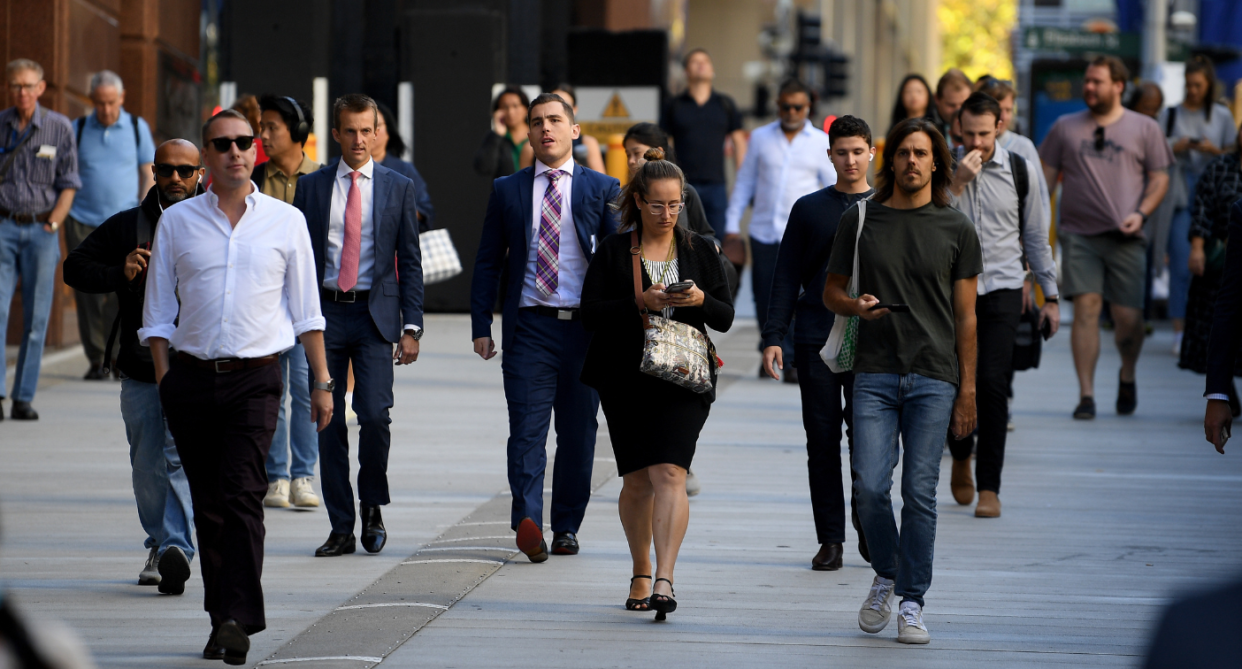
left=68, top=109, right=155, bottom=227
left=0, top=104, right=80, bottom=214
left=725, top=119, right=836, bottom=244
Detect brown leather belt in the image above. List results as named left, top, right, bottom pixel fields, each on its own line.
left=176, top=351, right=279, bottom=373
left=0, top=208, right=52, bottom=223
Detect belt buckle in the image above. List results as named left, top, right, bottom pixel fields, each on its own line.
left=214, top=359, right=233, bottom=373
left=338, top=290, right=356, bottom=304
left=557, top=309, right=572, bottom=321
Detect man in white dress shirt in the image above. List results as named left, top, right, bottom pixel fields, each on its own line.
left=724, top=79, right=835, bottom=379
left=139, top=108, right=334, bottom=665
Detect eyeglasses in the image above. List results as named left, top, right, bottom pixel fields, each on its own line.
left=1093, top=127, right=1105, bottom=152
left=8, top=82, right=39, bottom=93
left=154, top=163, right=202, bottom=179
left=640, top=197, right=684, bottom=215
left=208, top=135, right=255, bottom=152
left=779, top=104, right=806, bottom=113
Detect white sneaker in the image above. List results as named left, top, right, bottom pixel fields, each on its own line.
left=138, top=547, right=161, bottom=586
left=264, top=479, right=291, bottom=508
left=290, top=477, right=320, bottom=508
left=1172, top=331, right=1184, bottom=356
left=685, top=469, right=702, bottom=497
left=897, top=600, right=930, bottom=644
left=858, top=575, right=895, bottom=633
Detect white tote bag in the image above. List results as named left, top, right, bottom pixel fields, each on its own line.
left=419, top=228, right=463, bottom=285
left=819, top=199, right=867, bottom=373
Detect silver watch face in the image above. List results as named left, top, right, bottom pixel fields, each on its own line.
left=407, top=329, right=423, bottom=340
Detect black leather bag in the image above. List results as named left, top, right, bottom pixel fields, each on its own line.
left=1012, top=306, right=1042, bottom=371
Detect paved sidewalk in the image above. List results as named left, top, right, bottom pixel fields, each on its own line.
left=2, top=312, right=1239, bottom=667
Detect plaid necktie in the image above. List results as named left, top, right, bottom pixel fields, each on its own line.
left=535, top=169, right=566, bottom=297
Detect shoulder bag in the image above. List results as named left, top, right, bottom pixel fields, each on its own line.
left=630, top=230, right=717, bottom=394
left=420, top=228, right=463, bottom=285
left=819, top=199, right=866, bottom=373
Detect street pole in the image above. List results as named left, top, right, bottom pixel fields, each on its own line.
left=1142, top=0, right=1167, bottom=80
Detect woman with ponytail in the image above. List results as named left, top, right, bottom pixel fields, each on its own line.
left=580, top=148, right=735, bottom=621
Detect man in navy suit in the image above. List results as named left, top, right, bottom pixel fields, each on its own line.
left=1205, top=199, right=1242, bottom=455
left=471, top=93, right=621, bottom=562
left=292, top=94, right=423, bottom=556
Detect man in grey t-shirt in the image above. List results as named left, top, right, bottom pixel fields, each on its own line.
left=824, top=118, right=982, bottom=645
left=1039, top=56, right=1172, bottom=420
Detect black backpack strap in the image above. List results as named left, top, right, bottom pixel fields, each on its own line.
left=1009, top=152, right=1030, bottom=268
left=75, top=117, right=84, bottom=147
left=135, top=205, right=153, bottom=249
left=131, top=113, right=140, bottom=150
left=1165, top=106, right=1177, bottom=137
left=101, top=311, right=122, bottom=376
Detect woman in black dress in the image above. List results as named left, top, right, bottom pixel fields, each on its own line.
left=580, top=148, right=734, bottom=620
left=1179, top=123, right=1242, bottom=412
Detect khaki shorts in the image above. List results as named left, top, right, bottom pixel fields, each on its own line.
left=1060, top=231, right=1147, bottom=310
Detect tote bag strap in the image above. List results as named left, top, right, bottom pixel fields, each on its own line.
left=630, top=230, right=651, bottom=328
left=849, top=200, right=867, bottom=295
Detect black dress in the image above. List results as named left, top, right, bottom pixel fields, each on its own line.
left=581, top=227, right=735, bottom=476
left=1179, top=153, right=1242, bottom=375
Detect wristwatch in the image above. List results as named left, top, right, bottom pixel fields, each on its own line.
left=404, top=328, right=423, bottom=341
left=1137, top=210, right=1149, bottom=224
left=313, top=378, right=336, bottom=392
left=1045, top=296, right=1059, bottom=304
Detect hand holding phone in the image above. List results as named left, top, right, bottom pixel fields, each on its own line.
left=870, top=303, right=911, bottom=313
left=663, top=280, right=695, bottom=294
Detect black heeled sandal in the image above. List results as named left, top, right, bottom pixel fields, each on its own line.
left=650, top=577, right=677, bottom=621
left=625, top=575, right=652, bottom=610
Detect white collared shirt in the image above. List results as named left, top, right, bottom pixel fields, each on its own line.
left=520, top=156, right=587, bottom=308
left=139, top=183, right=325, bottom=359
left=324, top=158, right=376, bottom=291
left=725, top=119, right=836, bottom=244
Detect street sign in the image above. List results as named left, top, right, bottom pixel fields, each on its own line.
left=1022, top=27, right=1141, bottom=59
left=573, top=86, right=660, bottom=142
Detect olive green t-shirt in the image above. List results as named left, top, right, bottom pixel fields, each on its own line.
left=827, top=200, right=983, bottom=385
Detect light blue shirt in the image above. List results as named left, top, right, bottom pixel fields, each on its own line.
left=725, top=119, right=836, bottom=244
left=68, top=108, right=155, bottom=227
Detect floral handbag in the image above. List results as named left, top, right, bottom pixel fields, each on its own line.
left=630, top=231, right=717, bottom=394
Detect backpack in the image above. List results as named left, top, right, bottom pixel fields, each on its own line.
left=75, top=113, right=141, bottom=152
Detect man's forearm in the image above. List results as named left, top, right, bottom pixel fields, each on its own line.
left=1139, top=172, right=1169, bottom=216
left=150, top=337, right=170, bottom=384
left=955, top=315, right=977, bottom=395
left=50, top=188, right=75, bottom=223
left=298, top=330, right=332, bottom=383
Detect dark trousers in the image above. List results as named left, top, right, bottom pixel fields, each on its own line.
left=795, top=344, right=854, bottom=544
left=159, top=358, right=281, bottom=634
left=500, top=309, right=598, bottom=533
left=318, top=300, right=395, bottom=535
left=948, top=288, right=1022, bottom=493
left=690, top=181, right=728, bottom=239
left=65, top=215, right=118, bottom=365
left=751, top=237, right=794, bottom=360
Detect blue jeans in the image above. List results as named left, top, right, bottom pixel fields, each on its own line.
left=852, top=372, right=957, bottom=607
left=266, top=342, right=317, bottom=481
left=120, top=378, right=195, bottom=560
left=1167, top=171, right=1199, bottom=321
left=689, top=181, right=728, bottom=239
left=0, top=219, right=60, bottom=402
left=750, top=236, right=794, bottom=360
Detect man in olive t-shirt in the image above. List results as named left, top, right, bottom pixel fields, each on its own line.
left=824, top=118, right=981, bottom=645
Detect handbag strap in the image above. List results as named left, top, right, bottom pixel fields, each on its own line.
left=630, top=230, right=651, bottom=329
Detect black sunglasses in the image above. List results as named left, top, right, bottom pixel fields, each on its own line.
left=1093, top=127, right=1105, bottom=152
left=208, top=135, right=255, bottom=153
left=154, top=163, right=202, bottom=179
left=779, top=103, right=806, bottom=112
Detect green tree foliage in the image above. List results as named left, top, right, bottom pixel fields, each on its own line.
left=939, top=0, right=1016, bottom=82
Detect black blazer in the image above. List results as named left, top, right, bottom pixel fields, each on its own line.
left=580, top=227, right=734, bottom=403
left=1205, top=199, right=1242, bottom=396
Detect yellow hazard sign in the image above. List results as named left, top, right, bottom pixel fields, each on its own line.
left=601, top=92, right=631, bottom=118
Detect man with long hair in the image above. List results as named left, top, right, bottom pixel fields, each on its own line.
left=823, top=118, right=981, bottom=644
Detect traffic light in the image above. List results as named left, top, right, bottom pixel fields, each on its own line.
left=824, top=50, right=850, bottom=99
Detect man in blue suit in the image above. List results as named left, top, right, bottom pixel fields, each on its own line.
left=471, top=93, right=621, bottom=562
left=292, top=94, right=423, bottom=557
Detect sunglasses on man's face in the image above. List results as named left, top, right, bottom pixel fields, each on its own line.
left=1094, top=127, right=1106, bottom=152
left=154, top=163, right=202, bottom=179
left=208, top=135, right=255, bottom=153
left=779, top=104, right=806, bottom=113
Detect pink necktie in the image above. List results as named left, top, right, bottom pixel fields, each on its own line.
left=338, top=171, right=362, bottom=292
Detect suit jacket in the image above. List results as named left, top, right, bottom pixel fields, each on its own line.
left=1205, top=199, right=1242, bottom=396
left=470, top=162, right=621, bottom=347
left=292, top=161, right=424, bottom=342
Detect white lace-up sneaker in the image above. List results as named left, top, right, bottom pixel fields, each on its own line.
left=264, top=478, right=291, bottom=508
left=858, top=575, right=895, bottom=633
left=138, top=547, right=161, bottom=586
left=896, top=600, right=931, bottom=644
left=685, top=469, right=702, bottom=497
left=290, top=477, right=320, bottom=508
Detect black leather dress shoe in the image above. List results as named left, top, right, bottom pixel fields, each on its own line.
left=811, top=543, right=843, bottom=571
left=84, top=364, right=107, bottom=380
left=516, top=517, right=548, bottom=563
left=216, top=619, right=249, bottom=666
left=10, top=401, right=37, bottom=420
left=314, top=532, right=356, bottom=557
left=551, top=532, right=579, bottom=555
left=203, top=630, right=224, bottom=660
left=360, top=504, right=387, bottom=554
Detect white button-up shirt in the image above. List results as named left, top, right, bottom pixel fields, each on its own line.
left=324, top=157, right=376, bottom=291
left=520, top=156, right=588, bottom=308
left=139, top=183, right=325, bottom=359
left=725, top=119, right=836, bottom=244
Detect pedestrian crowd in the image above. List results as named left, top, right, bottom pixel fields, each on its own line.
left=0, top=45, right=1240, bottom=664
